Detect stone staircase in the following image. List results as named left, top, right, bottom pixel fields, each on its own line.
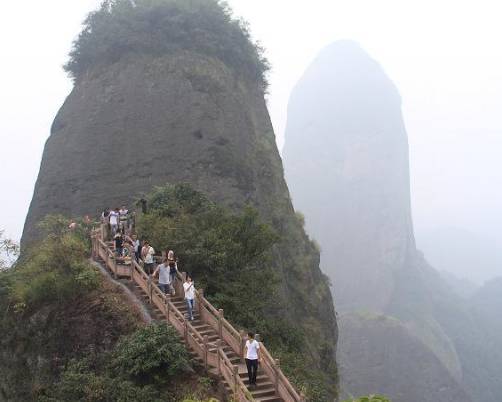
left=93, top=232, right=303, bottom=402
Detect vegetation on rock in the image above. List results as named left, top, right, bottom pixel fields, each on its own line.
left=65, top=0, right=270, bottom=89
left=0, top=221, right=215, bottom=401
left=343, top=396, right=391, bottom=402
left=136, top=184, right=334, bottom=400
left=0, top=225, right=135, bottom=400
left=41, top=324, right=194, bottom=402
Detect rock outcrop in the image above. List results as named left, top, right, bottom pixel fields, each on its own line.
left=22, top=1, right=338, bottom=397
left=338, top=313, right=471, bottom=402
left=282, top=40, right=500, bottom=402
left=283, top=40, right=415, bottom=313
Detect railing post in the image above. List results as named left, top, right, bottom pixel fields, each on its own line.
left=198, top=289, right=204, bottom=318
left=203, top=335, right=209, bottom=369
left=233, top=365, right=239, bottom=399
left=217, top=340, right=222, bottom=376
left=147, top=276, right=153, bottom=304
left=218, top=309, right=224, bottom=339
left=240, top=330, right=246, bottom=362
left=274, top=358, right=280, bottom=394
left=165, top=294, right=170, bottom=322
left=184, top=319, right=188, bottom=344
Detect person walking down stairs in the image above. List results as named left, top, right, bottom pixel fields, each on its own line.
left=167, top=250, right=178, bottom=295
left=183, top=275, right=195, bottom=321
left=244, top=332, right=261, bottom=387
left=153, top=259, right=172, bottom=295
left=114, top=230, right=124, bottom=257
left=142, top=241, right=155, bottom=276
left=109, top=208, right=120, bottom=237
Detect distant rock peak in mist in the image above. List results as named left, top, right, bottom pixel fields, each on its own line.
left=283, top=40, right=502, bottom=402
left=284, top=39, right=415, bottom=312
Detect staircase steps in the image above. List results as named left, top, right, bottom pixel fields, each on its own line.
left=95, top=240, right=285, bottom=402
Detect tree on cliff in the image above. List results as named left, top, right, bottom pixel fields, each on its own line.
left=0, top=230, right=19, bottom=270
left=65, top=0, right=269, bottom=89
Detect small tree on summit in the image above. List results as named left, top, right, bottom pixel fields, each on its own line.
left=65, top=0, right=270, bottom=89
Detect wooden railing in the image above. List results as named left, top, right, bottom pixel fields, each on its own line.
left=91, top=228, right=304, bottom=402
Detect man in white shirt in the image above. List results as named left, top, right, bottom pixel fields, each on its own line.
left=244, top=332, right=260, bottom=387
left=142, top=241, right=155, bottom=276
left=183, top=275, right=195, bottom=321
left=153, top=259, right=171, bottom=295
left=119, top=205, right=129, bottom=233
left=109, top=208, right=120, bottom=236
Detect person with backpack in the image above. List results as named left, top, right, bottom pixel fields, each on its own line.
left=183, top=275, right=195, bottom=321
left=166, top=250, right=178, bottom=293
left=153, top=259, right=171, bottom=295
left=244, top=332, right=261, bottom=387
left=131, top=234, right=141, bottom=262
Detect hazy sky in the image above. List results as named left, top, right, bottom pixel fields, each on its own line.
left=1, top=0, right=501, bottom=281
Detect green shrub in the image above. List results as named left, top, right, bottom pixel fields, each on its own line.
left=111, top=323, right=192, bottom=382
left=39, top=359, right=162, bottom=402
left=10, top=221, right=99, bottom=311
left=65, top=0, right=269, bottom=89
left=42, top=323, right=192, bottom=401
left=343, top=396, right=391, bottom=402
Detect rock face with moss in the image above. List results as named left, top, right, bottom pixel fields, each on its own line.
left=22, top=0, right=338, bottom=398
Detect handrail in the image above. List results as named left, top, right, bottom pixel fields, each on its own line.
left=260, top=343, right=303, bottom=401
left=92, top=226, right=304, bottom=402
left=218, top=348, right=254, bottom=402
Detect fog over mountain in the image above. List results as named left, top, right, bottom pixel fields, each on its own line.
left=283, top=40, right=502, bottom=402
left=416, top=226, right=502, bottom=285
left=1, top=0, right=502, bottom=286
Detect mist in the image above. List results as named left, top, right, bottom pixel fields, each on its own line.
left=1, top=0, right=501, bottom=283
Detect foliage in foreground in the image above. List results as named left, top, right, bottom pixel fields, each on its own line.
left=0, top=221, right=139, bottom=400
left=343, top=396, right=391, bottom=402
left=65, top=0, right=270, bottom=89
left=41, top=324, right=192, bottom=402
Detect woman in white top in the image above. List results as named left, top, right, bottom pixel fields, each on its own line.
left=244, top=331, right=260, bottom=386
left=183, top=275, right=195, bottom=321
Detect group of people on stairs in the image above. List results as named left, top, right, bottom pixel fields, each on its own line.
left=98, top=205, right=263, bottom=389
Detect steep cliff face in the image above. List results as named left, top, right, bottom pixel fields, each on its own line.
left=282, top=40, right=487, bottom=402
left=22, top=1, right=338, bottom=397
left=338, top=313, right=472, bottom=402
left=283, top=41, right=415, bottom=312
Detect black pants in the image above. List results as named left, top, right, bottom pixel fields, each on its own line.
left=144, top=263, right=154, bottom=275
left=245, top=358, right=258, bottom=385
